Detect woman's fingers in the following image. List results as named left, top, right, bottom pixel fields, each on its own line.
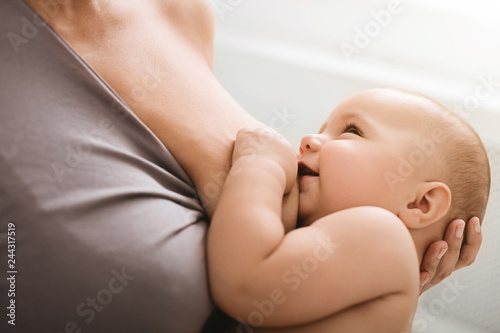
left=420, top=219, right=464, bottom=293
left=456, top=217, right=482, bottom=270
left=434, top=219, right=466, bottom=279
left=420, top=240, right=447, bottom=293
left=420, top=217, right=482, bottom=294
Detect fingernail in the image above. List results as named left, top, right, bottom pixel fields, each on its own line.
left=474, top=219, right=481, bottom=233
left=437, top=248, right=448, bottom=259
left=421, top=277, right=430, bottom=287
left=456, top=222, right=465, bottom=238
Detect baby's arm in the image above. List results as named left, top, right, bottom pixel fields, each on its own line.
left=208, top=129, right=419, bottom=328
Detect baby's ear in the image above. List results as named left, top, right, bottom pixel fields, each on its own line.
left=400, top=182, right=451, bottom=229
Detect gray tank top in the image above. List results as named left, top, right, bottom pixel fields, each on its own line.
left=0, top=1, right=213, bottom=332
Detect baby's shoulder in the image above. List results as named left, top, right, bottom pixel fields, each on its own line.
left=311, top=206, right=420, bottom=292
left=314, top=206, right=411, bottom=237
left=314, top=206, right=414, bottom=249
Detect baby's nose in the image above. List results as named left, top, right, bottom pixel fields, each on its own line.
left=300, top=134, right=323, bottom=153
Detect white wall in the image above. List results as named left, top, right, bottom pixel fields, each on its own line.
left=213, top=0, right=500, bottom=143
left=213, top=1, right=500, bottom=332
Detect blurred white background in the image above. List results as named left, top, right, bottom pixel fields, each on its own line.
left=212, top=0, right=500, bottom=332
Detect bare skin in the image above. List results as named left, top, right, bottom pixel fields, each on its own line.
left=24, top=0, right=482, bottom=321
left=25, top=0, right=287, bottom=219
left=208, top=91, right=488, bottom=332
left=209, top=126, right=419, bottom=332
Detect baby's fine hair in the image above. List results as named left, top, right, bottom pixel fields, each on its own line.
left=408, top=91, right=491, bottom=224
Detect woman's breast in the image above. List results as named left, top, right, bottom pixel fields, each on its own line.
left=50, top=1, right=272, bottom=217
left=67, top=1, right=261, bottom=214
left=156, top=0, right=216, bottom=66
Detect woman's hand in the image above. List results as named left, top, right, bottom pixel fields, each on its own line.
left=419, top=216, right=482, bottom=293
left=232, top=128, right=298, bottom=193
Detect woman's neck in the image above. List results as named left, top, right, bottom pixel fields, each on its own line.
left=23, top=0, right=216, bottom=66
left=24, top=0, right=126, bottom=27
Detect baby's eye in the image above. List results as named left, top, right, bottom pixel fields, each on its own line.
left=342, top=123, right=362, bottom=136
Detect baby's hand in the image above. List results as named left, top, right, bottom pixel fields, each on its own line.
left=232, top=128, right=297, bottom=192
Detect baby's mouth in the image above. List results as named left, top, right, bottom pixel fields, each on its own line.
left=298, top=162, right=319, bottom=179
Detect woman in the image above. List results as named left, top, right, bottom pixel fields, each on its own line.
left=10, top=0, right=482, bottom=331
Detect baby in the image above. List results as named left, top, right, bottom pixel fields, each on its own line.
left=207, top=88, right=490, bottom=332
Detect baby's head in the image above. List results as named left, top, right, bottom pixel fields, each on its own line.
left=297, top=88, right=490, bottom=256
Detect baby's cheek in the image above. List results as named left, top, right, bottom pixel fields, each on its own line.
left=321, top=160, right=376, bottom=209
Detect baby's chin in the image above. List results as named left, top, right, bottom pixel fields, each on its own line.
left=297, top=186, right=322, bottom=221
